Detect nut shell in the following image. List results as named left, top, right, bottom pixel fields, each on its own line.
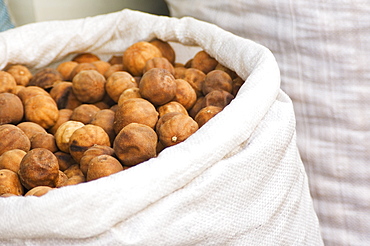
left=28, top=68, right=63, bottom=90
left=0, top=149, right=27, bottom=173
left=80, top=145, right=115, bottom=176
left=86, top=155, right=123, bottom=181
left=24, top=94, right=59, bottom=129
left=5, top=65, right=33, bottom=86
left=0, top=71, right=17, bottom=93
left=72, top=70, right=106, bottom=103
left=0, top=124, right=30, bottom=156
left=0, top=169, right=24, bottom=196
left=0, top=93, right=24, bottom=125
left=105, top=71, right=137, bottom=102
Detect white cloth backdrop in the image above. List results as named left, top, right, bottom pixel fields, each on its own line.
left=0, top=9, right=322, bottom=245
left=166, top=1, right=370, bottom=245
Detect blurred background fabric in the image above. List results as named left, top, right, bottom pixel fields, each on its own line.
left=0, top=0, right=14, bottom=31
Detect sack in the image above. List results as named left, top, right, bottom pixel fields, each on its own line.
left=166, top=1, right=370, bottom=245
left=0, top=9, right=322, bottom=245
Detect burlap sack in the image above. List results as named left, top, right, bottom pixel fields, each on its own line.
left=0, top=9, right=322, bottom=245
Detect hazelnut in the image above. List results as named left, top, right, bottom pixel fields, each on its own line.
left=113, top=123, right=157, bottom=166
left=19, top=148, right=59, bottom=189
left=117, top=87, right=141, bottom=107
left=28, top=68, right=63, bottom=90
left=30, top=132, right=58, bottom=153
left=72, top=70, right=106, bottom=103
left=0, top=124, right=30, bottom=156
left=155, top=112, right=182, bottom=133
left=70, top=104, right=101, bottom=124
left=143, top=57, right=175, bottom=75
left=194, top=106, right=223, bottom=128
left=202, top=70, right=233, bottom=95
left=91, top=60, right=111, bottom=76
left=49, top=81, right=82, bottom=110
left=105, top=71, right=137, bottom=102
left=108, top=55, right=123, bottom=65
left=149, top=39, right=176, bottom=64
left=48, top=108, right=73, bottom=135
left=122, top=41, right=162, bottom=76
left=80, top=145, right=115, bottom=176
left=157, top=101, right=188, bottom=118
left=0, top=93, right=24, bottom=125
left=5, top=65, right=33, bottom=86
left=181, top=68, right=206, bottom=97
left=0, top=169, right=24, bottom=196
left=25, top=186, right=55, bottom=197
left=54, top=151, right=76, bottom=171
left=68, top=124, right=111, bottom=163
left=114, top=98, right=158, bottom=134
left=139, top=68, right=177, bottom=106
left=104, top=64, right=124, bottom=79
left=17, top=86, right=49, bottom=105
left=157, top=114, right=198, bottom=147
left=54, top=120, right=85, bottom=153
left=24, top=94, right=59, bottom=129
left=17, top=121, right=47, bottom=141
left=69, top=63, right=98, bottom=80
left=72, top=52, right=100, bottom=63
left=0, top=71, right=17, bottom=93
left=86, top=155, right=123, bottom=181
left=201, top=89, right=234, bottom=109
left=191, top=50, right=218, bottom=74
left=56, top=61, right=78, bottom=81
left=173, top=79, right=197, bottom=110
left=0, top=149, right=27, bottom=173
left=90, top=109, right=116, bottom=145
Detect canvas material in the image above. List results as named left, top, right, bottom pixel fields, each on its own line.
left=166, top=1, right=370, bottom=245
left=0, top=9, right=322, bottom=245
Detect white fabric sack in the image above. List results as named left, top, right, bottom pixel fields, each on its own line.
left=165, top=1, right=370, bottom=246
left=0, top=9, right=322, bottom=245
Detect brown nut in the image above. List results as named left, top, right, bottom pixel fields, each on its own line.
left=63, top=175, right=85, bottom=186
left=90, top=109, right=116, bottom=145
left=54, top=151, right=76, bottom=172
left=49, top=81, right=82, bottom=110
left=114, top=98, right=158, bottom=134
left=201, top=89, right=234, bottom=109
left=232, top=76, right=244, bottom=96
left=191, top=50, right=218, bottom=74
left=25, top=186, right=55, bottom=197
left=117, top=87, right=141, bottom=107
left=215, top=63, right=238, bottom=79
left=202, top=70, right=233, bottom=95
left=104, top=64, right=124, bottom=79
left=17, top=86, right=49, bottom=105
left=64, top=164, right=84, bottom=179
left=54, top=120, right=85, bottom=153
left=17, top=121, right=47, bottom=141
left=149, top=39, right=176, bottom=65
left=19, top=148, right=59, bottom=189
left=105, top=71, right=137, bottom=102
left=0, top=93, right=24, bottom=125
left=155, top=112, right=182, bottom=133
left=72, top=52, right=100, bottom=63
left=157, top=101, right=188, bottom=118
left=56, top=61, right=79, bottom=81
left=5, top=65, right=33, bottom=86
left=0, top=71, right=17, bottom=93
left=48, top=109, right=73, bottom=135
left=29, top=68, right=63, bottom=90
left=108, top=55, right=123, bottom=65
left=70, top=104, right=101, bottom=124
left=69, top=62, right=98, bottom=81
left=122, top=41, right=162, bottom=77
left=194, top=106, right=223, bottom=128
left=143, top=57, right=175, bottom=75
left=173, top=79, right=197, bottom=110
left=92, top=60, right=111, bottom=76
left=80, top=145, right=115, bottom=176
left=189, top=96, right=205, bottom=118
left=86, top=155, right=123, bottom=181
left=56, top=170, right=69, bottom=187
left=68, top=124, right=111, bottom=163
left=0, top=149, right=27, bottom=173
left=174, top=66, right=187, bottom=79
left=181, top=68, right=206, bottom=97
left=0, top=169, right=24, bottom=196
left=0, top=124, right=30, bottom=156
left=139, top=68, right=177, bottom=106
left=30, top=132, right=58, bottom=153
left=158, top=114, right=198, bottom=147
left=113, top=123, right=157, bottom=166
left=24, top=94, right=59, bottom=129
left=72, top=70, right=106, bottom=103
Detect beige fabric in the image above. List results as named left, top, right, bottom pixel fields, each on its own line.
left=0, top=9, right=322, bottom=245
left=166, top=1, right=370, bottom=245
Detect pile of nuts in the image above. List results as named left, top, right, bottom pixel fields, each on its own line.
left=0, top=39, right=244, bottom=197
